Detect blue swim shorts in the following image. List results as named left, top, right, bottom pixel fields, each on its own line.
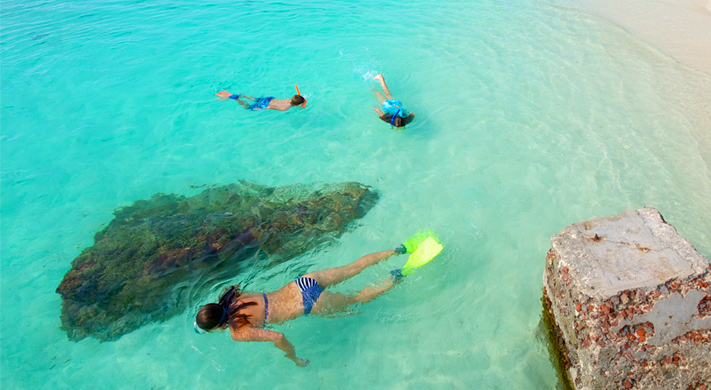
left=249, top=96, right=275, bottom=110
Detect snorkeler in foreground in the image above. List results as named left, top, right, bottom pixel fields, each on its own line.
left=194, top=232, right=443, bottom=367
left=194, top=248, right=404, bottom=367
left=371, top=74, right=415, bottom=128
left=216, top=90, right=305, bottom=111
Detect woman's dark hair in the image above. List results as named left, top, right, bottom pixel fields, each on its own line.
left=291, top=95, right=305, bottom=106
left=382, top=114, right=412, bottom=128
left=195, top=285, right=257, bottom=332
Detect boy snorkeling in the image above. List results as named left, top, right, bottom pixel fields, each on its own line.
left=216, top=90, right=305, bottom=111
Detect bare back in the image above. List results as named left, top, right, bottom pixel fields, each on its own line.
left=217, top=249, right=399, bottom=367
left=230, top=283, right=303, bottom=333
left=263, top=282, right=304, bottom=323
left=267, top=98, right=295, bottom=111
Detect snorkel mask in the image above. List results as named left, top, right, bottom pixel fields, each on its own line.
left=390, top=109, right=409, bottom=128
left=194, top=321, right=207, bottom=334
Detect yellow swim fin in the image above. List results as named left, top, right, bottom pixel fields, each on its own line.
left=400, top=230, right=437, bottom=254
left=401, top=236, right=443, bottom=275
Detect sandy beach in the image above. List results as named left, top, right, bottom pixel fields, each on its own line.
left=571, top=0, right=711, bottom=132
left=574, top=0, right=711, bottom=75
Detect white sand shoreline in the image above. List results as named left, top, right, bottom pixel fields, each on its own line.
left=573, top=0, right=711, bottom=76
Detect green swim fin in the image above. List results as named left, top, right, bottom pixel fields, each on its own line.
left=400, top=230, right=437, bottom=254
left=401, top=236, right=443, bottom=275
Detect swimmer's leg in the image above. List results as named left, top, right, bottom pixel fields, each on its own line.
left=304, top=249, right=397, bottom=288
left=216, top=90, right=233, bottom=100
left=311, top=277, right=400, bottom=316
left=373, top=74, right=393, bottom=100
left=216, top=92, right=255, bottom=101
left=371, top=88, right=387, bottom=105
left=236, top=99, right=251, bottom=109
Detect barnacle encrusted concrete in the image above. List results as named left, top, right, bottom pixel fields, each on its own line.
left=542, top=207, right=711, bottom=390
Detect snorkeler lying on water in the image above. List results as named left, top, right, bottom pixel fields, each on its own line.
left=194, top=231, right=443, bottom=367
left=371, top=74, right=415, bottom=128
left=194, top=233, right=443, bottom=367
left=194, top=249, right=402, bottom=367
left=216, top=90, right=305, bottom=111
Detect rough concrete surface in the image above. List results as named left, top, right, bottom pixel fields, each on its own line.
left=542, top=207, right=711, bottom=390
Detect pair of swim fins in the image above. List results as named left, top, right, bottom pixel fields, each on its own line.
left=399, top=230, right=444, bottom=275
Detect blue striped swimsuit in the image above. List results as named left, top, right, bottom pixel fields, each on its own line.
left=295, top=277, right=323, bottom=316
left=262, top=293, right=269, bottom=327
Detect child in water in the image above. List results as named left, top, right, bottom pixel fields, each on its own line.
left=371, top=74, right=415, bottom=128
left=216, top=90, right=305, bottom=111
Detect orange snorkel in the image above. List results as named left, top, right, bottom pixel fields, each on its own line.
left=295, top=85, right=307, bottom=107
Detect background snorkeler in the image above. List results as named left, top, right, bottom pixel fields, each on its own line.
left=216, top=90, right=305, bottom=111
left=371, top=74, right=415, bottom=128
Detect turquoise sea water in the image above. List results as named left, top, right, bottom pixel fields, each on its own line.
left=2, top=0, right=711, bottom=388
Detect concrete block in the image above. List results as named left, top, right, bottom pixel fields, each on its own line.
left=542, top=207, right=711, bottom=389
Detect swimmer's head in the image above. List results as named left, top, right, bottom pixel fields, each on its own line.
left=391, top=116, right=406, bottom=128
left=194, top=286, right=237, bottom=333
left=291, top=95, right=306, bottom=106
left=195, top=303, right=228, bottom=333
left=194, top=285, right=257, bottom=334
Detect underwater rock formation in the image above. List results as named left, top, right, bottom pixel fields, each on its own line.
left=56, top=181, right=378, bottom=341
left=542, top=207, right=711, bottom=390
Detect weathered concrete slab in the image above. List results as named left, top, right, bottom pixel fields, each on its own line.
left=542, top=207, right=711, bottom=390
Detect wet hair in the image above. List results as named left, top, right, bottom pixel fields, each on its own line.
left=391, top=116, right=405, bottom=128
left=382, top=114, right=412, bottom=128
left=195, top=285, right=257, bottom=332
left=291, top=95, right=305, bottom=106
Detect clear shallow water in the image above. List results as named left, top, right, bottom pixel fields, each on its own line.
left=2, top=0, right=710, bottom=388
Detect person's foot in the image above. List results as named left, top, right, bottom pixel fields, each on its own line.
left=390, top=268, right=405, bottom=282
left=373, top=74, right=383, bottom=82
left=215, top=90, right=232, bottom=100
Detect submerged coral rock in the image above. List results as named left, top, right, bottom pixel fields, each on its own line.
left=542, top=207, right=711, bottom=390
left=56, top=181, right=378, bottom=341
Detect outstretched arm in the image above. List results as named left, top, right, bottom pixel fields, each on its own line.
left=231, top=327, right=309, bottom=367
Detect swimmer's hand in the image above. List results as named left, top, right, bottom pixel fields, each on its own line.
left=294, top=357, right=310, bottom=367
left=216, top=90, right=233, bottom=100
